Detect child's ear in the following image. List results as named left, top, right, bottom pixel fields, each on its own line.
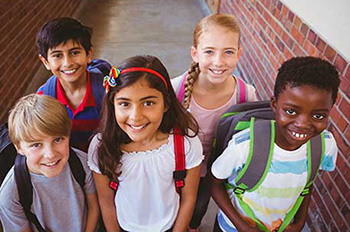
left=39, top=54, right=51, bottom=71
left=14, top=144, right=25, bottom=156
left=237, top=47, right=242, bottom=60
left=190, top=46, right=199, bottom=63
left=270, top=96, right=277, bottom=113
left=86, top=47, right=93, bottom=63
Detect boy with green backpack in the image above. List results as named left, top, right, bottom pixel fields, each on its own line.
left=208, top=56, right=340, bottom=232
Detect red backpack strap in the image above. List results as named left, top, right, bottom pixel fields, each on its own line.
left=235, top=76, right=247, bottom=104
left=176, top=72, right=187, bottom=103
left=173, top=128, right=186, bottom=194
left=109, top=180, right=118, bottom=191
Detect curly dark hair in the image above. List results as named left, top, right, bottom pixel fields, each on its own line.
left=97, top=55, right=199, bottom=181
left=36, top=17, right=92, bottom=59
left=274, top=56, right=340, bottom=104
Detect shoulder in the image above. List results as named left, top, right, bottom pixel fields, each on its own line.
left=244, top=82, right=257, bottom=102
left=321, top=130, right=338, bottom=172
left=211, top=128, right=251, bottom=179
left=171, top=72, right=187, bottom=91
left=175, top=132, right=203, bottom=169
left=0, top=168, right=18, bottom=207
left=87, top=134, right=102, bottom=174
left=36, top=75, right=57, bottom=94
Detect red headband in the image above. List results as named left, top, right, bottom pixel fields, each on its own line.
left=103, top=66, right=168, bottom=93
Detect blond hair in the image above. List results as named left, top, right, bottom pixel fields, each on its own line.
left=183, top=13, right=241, bottom=109
left=8, top=94, right=71, bottom=146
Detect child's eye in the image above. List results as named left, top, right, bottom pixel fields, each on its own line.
left=225, top=50, right=235, bottom=55
left=285, top=109, right=296, bottom=115
left=54, top=137, right=63, bottom=143
left=204, top=50, right=213, bottom=55
left=313, top=114, right=325, bottom=120
left=118, top=102, right=130, bottom=107
left=143, top=101, right=155, bottom=107
left=52, top=54, right=62, bottom=59
left=70, top=50, right=81, bottom=56
left=30, top=143, right=42, bottom=148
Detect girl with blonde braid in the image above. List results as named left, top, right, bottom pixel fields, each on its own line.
left=172, top=13, right=257, bottom=231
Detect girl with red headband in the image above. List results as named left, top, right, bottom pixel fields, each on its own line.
left=87, top=55, right=203, bottom=231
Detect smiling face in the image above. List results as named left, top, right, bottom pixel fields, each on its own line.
left=39, top=39, right=92, bottom=86
left=191, top=24, right=241, bottom=85
left=113, top=78, right=167, bottom=148
left=17, top=134, right=70, bottom=178
left=271, top=85, right=333, bottom=151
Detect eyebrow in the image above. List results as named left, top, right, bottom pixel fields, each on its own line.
left=49, top=47, right=83, bottom=54
left=203, top=46, right=238, bottom=51
left=115, top=95, right=159, bottom=101
left=283, top=103, right=330, bottom=112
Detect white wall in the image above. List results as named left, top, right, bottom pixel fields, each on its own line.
left=281, top=0, right=350, bottom=61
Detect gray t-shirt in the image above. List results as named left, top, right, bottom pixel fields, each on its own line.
left=0, top=148, right=96, bottom=232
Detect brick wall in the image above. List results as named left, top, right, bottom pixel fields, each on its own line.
left=219, top=0, right=350, bottom=231
left=0, top=0, right=82, bottom=123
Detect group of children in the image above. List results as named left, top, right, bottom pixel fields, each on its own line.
left=0, top=12, right=340, bottom=232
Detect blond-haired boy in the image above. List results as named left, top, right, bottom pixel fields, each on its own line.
left=0, top=94, right=99, bottom=232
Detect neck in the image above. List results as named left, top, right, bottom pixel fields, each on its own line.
left=59, top=74, right=88, bottom=94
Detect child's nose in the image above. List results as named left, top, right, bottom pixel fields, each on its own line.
left=63, top=55, right=73, bottom=67
left=295, top=115, right=311, bottom=129
left=43, top=146, right=56, bottom=159
left=130, top=106, right=143, bottom=120
left=213, top=53, right=224, bottom=66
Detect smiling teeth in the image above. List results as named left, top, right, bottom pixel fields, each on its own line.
left=45, top=161, right=58, bottom=167
left=211, top=69, right=224, bottom=74
left=130, top=125, right=145, bottom=130
left=292, top=132, right=307, bottom=138
left=62, top=69, right=76, bottom=74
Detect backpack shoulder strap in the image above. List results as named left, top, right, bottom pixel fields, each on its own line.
left=89, top=70, right=105, bottom=113
left=88, top=59, right=112, bottom=77
left=41, top=75, right=57, bottom=97
left=234, top=76, right=248, bottom=104
left=173, top=128, right=186, bottom=194
left=233, top=119, right=275, bottom=193
left=309, top=133, right=325, bottom=182
left=176, top=72, right=187, bottom=103
left=68, top=149, right=85, bottom=191
left=14, top=155, right=46, bottom=232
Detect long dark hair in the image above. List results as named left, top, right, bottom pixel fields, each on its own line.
left=98, top=55, right=199, bottom=181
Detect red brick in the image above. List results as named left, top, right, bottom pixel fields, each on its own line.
left=293, top=16, right=302, bottom=29
left=292, top=44, right=307, bottom=56
left=291, top=26, right=304, bottom=44
left=334, top=54, right=348, bottom=75
left=303, top=40, right=319, bottom=56
left=315, top=37, right=327, bottom=53
left=307, top=29, right=317, bottom=43
left=345, top=126, right=350, bottom=146
left=287, top=10, right=295, bottom=22
left=329, top=126, right=350, bottom=159
left=339, top=75, right=350, bottom=98
left=339, top=98, right=350, bottom=119
left=300, top=23, right=309, bottom=37
left=281, top=31, right=294, bottom=49
left=324, top=45, right=337, bottom=62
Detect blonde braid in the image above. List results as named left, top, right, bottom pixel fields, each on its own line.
left=184, top=62, right=199, bottom=109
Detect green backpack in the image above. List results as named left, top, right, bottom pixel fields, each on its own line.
left=209, top=101, right=325, bottom=232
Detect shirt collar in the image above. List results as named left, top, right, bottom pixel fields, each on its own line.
left=56, top=71, right=96, bottom=114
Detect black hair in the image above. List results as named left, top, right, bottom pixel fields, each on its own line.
left=36, top=17, right=92, bottom=59
left=98, top=55, right=199, bottom=180
left=274, top=56, right=340, bottom=104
